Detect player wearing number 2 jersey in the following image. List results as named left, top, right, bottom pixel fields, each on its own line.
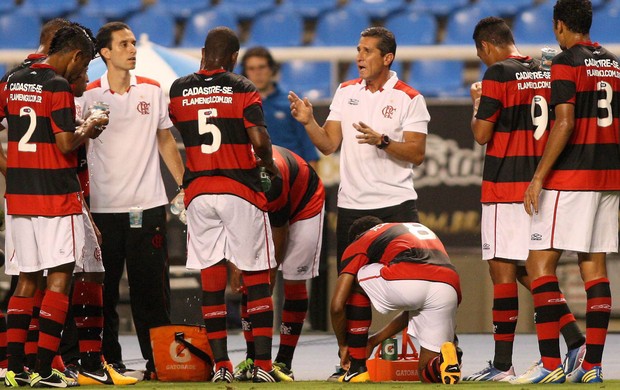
left=169, top=27, right=283, bottom=384
left=515, top=0, right=620, bottom=384
left=466, top=17, right=585, bottom=383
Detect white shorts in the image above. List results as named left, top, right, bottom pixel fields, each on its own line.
left=481, top=203, right=529, bottom=262
left=280, top=210, right=324, bottom=280
left=357, top=263, right=458, bottom=353
left=5, top=205, right=103, bottom=275
left=186, top=194, right=276, bottom=271
left=530, top=190, right=619, bottom=253
left=6, top=213, right=85, bottom=273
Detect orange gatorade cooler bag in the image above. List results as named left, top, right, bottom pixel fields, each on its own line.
left=150, top=324, right=214, bottom=381
left=367, top=329, right=420, bottom=381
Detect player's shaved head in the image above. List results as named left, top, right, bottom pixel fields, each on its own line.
left=473, top=17, right=515, bottom=49
left=39, top=18, right=72, bottom=53
left=202, top=27, right=240, bottom=72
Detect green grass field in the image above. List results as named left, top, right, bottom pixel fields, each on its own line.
left=72, top=380, right=620, bottom=389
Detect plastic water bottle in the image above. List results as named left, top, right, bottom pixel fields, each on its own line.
left=170, top=192, right=185, bottom=215
left=259, top=167, right=271, bottom=192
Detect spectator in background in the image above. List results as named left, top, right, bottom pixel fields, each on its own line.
left=241, top=47, right=319, bottom=169
left=76, top=21, right=185, bottom=380
left=288, top=26, right=430, bottom=265
left=464, top=17, right=585, bottom=382
left=233, top=145, right=325, bottom=381
left=168, top=26, right=285, bottom=384
left=513, top=0, right=620, bottom=384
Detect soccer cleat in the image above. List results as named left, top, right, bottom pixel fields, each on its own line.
left=30, top=369, right=75, bottom=388
left=233, top=358, right=254, bottom=381
left=327, top=366, right=346, bottom=382
left=4, top=370, right=31, bottom=387
left=563, top=344, right=586, bottom=376
left=78, top=362, right=139, bottom=386
left=439, top=342, right=461, bottom=384
left=463, top=361, right=515, bottom=382
left=566, top=365, right=603, bottom=383
left=338, top=366, right=370, bottom=383
left=211, top=367, right=233, bottom=383
left=509, top=361, right=566, bottom=384
left=272, top=362, right=294, bottom=381
left=252, top=367, right=281, bottom=383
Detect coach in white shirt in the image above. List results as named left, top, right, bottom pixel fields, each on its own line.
left=289, top=26, right=430, bottom=265
left=77, top=22, right=184, bottom=379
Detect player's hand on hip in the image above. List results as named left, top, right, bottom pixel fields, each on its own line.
left=288, top=91, right=313, bottom=125
left=524, top=178, right=542, bottom=216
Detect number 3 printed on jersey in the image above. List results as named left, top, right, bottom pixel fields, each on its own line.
left=198, top=108, right=221, bottom=154
left=18, top=106, right=37, bottom=152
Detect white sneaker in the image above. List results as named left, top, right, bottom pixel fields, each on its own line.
left=463, top=361, right=515, bottom=381
left=510, top=361, right=566, bottom=384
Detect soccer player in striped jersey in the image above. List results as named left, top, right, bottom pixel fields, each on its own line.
left=514, top=0, right=620, bottom=384
left=331, top=217, right=461, bottom=384
left=465, top=17, right=585, bottom=382
left=0, top=24, right=106, bottom=388
left=169, top=26, right=281, bottom=384
left=234, top=145, right=325, bottom=381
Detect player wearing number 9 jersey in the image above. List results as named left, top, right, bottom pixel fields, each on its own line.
left=514, top=0, right=620, bottom=384
left=466, top=17, right=585, bottom=383
left=169, top=27, right=283, bottom=384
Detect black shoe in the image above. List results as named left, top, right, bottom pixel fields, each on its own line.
left=327, top=367, right=346, bottom=382
left=252, top=367, right=279, bottom=383
left=211, top=367, right=233, bottom=383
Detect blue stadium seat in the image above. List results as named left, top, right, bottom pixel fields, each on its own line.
left=217, top=0, right=277, bottom=21
left=126, top=6, right=176, bottom=47
left=512, top=5, right=556, bottom=45
left=312, top=7, right=370, bottom=46
left=0, top=64, right=6, bottom=78
left=409, top=60, right=466, bottom=97
left=443, top=5, right=491, bottom=45
left=283, top=0, right=339, bottom=20
left=246, top=6, right=303, bottom=47
left=66, top=9, right=106, bottom=34
left=20, top=0, right=79, bottom=19
left=158, top=0, right=210, bottom=20
left=347, top=0, right=407, bottom=20
left=180, top=7, right=237, bottom=48
left=385, top=12, right=437, bottom=45
left=0, top=1, right=14, bottom=14
left=280, top=60, right=333, bottom=100
left=0, top=10, right=41, bottom=49
left=344, top=60, right=404, bottom=82
left=591, top=4, right=620, bottom=44
left=82, top=0, right=143, bottom=20
left=476, top=0, right=536, bottom=17
left=408, top=0, right=470, bottom=17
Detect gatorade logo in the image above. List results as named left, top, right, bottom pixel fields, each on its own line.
left=383, top=342, right=395, bottom=356
left=170, top=340, right=192, bottom=363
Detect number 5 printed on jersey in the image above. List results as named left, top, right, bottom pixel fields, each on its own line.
left=198, top=108, right=221, bottom=154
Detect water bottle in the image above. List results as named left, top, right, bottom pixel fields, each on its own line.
left=170, top=192, right=185, bottom=215
left=259, top=167, right=271, bottom=192
left=89, top=101, right=109, bottom=119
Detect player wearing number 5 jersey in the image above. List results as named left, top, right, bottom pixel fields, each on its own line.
left=514, top=0, right=620, bottom=384
left=466, top=17, right=585, bottom=383
left=169, top=27, right=282, bottom=384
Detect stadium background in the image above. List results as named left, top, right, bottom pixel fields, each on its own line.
left=1, top=0, right=620, bottom=336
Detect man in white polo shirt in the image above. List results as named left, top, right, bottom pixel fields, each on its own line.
left=76, top=21, right=185, bottom=380
left=288, top=26, right=430, bottom=266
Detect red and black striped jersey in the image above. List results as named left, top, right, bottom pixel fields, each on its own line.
left=546, top=42, right=620, bottom=190
left=0, top=53, right=46, bottom=85
left=0, top=63, right=82, bottom=216
left=266, top=145, right=325, bottom=227
left=340, top=222, right=461, bottom=303
left=169, top=69, right=268, bottom=209
left=477, top=56, right=551, bottom=203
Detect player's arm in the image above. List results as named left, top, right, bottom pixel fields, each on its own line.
left=355, top=122, right=426, bottom=165
left=157, top=128, right=184, bottom=188
left=524, top=102, right=574, bottom=215
left=0, top=133, right=7, bottom=177
left=331, top=272, right=356, bottom=348
left=248, top=125, right=280, bottom=177
left=56, top=116, right=108, bottom=154
left=288, top=91, right=343, bottom=155
left=367, top=311, right=409, bottom=357
left=272, top=223, right=289, bottom=267
left=470, top=82, right=495, bottom=145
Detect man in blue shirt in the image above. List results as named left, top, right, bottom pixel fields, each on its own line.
left=241, top=47, right=319, bottom=168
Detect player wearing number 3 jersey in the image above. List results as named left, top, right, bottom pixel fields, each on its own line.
left=169, top=27, right=282, bottom=384
left=513, top=0, right=620, bottom=384
left=465, top=17, right=585, bottom=382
